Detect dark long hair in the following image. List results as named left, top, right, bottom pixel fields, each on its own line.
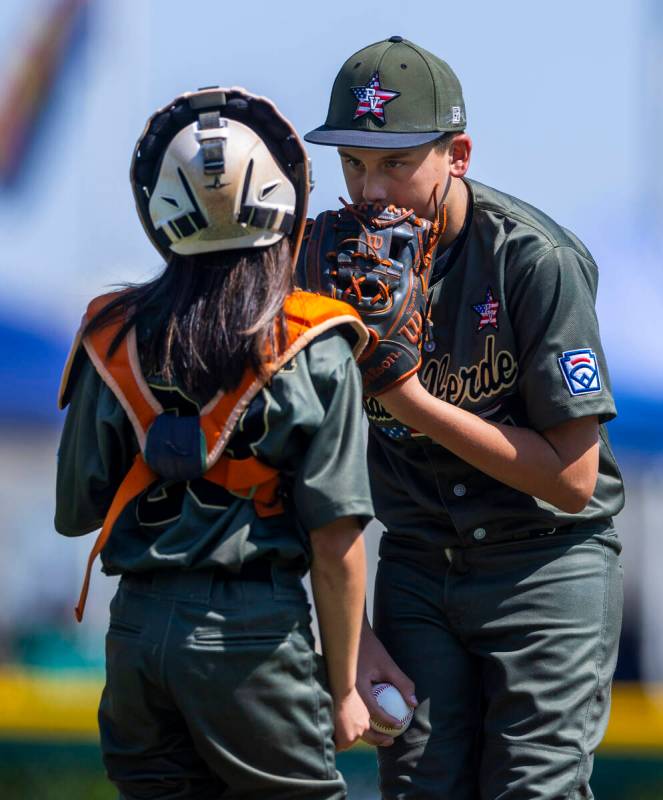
left=84, top=237, right=293, bottom=398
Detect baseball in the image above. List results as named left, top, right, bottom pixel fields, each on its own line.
left=369, top=682, right=414, bottom=737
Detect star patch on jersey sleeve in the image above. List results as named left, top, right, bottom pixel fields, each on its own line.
left=558, top=349, right=602, bottom=395
left=472, top=287, right=500, bottom=331
left=351, top=72, right=400, bottom=122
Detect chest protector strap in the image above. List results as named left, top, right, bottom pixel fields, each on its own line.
left=63, top=290, right=367, bottom=621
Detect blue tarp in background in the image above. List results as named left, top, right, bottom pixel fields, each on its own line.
left=4, top=316, right=660, bottom=454
left=2, top=318, right=70, bottom=424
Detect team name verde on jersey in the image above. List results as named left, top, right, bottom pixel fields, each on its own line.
left=365, top=335, right=518, bottom=438
left=421, top=335, right=517, bottom=405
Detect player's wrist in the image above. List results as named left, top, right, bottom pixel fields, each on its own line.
left=331, top=683, right=359, bottom=703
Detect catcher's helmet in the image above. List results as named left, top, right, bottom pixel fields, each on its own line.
left=131, top=87, right=311, bottom=261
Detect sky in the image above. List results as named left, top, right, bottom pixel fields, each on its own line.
left=0, top=0, right=661, bottom=391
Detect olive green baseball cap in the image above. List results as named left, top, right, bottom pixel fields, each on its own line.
left=305, top=36, right=466, bottom=149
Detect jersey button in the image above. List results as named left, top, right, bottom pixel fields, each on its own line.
left=453, top=483, right=467, bottom=497
left=473, top=527, right=487, bottom=541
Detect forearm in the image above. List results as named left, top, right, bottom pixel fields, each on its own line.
left=379, top=378, right=598, bottom=512
left=310, top=520, right=367, bottom=700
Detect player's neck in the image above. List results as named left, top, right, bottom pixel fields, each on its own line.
left=439, top=177, right=469, bottom=249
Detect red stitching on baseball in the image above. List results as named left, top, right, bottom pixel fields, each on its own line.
left=371, top=684, right=412, bottom=728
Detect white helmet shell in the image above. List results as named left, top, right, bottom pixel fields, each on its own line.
left=148, top=117, right=296, bottom=255
left=131, top=87, right=310, bottom=263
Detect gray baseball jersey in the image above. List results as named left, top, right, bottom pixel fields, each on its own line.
left=364, top=178, right=624, bottom=547
left=56, top=329, right=374, bottom=575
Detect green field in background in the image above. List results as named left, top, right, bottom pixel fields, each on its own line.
left=0, top=741, right=662, bottom=800
left=2, top=672, right=663, bottom=798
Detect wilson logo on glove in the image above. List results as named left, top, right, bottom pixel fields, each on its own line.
left=399, top=311, right=423, bottom=344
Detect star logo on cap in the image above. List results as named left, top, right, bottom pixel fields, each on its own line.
left=351, top=72, right=400, bottom=123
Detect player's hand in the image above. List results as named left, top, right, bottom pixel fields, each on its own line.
left=357, top=622, right=418, bottom=747
left=333, top=686, right=371, bottom=752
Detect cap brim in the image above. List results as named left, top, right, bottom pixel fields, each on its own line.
left=303, top=126, right=444, bottom=149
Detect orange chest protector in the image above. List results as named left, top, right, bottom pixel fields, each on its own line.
left=59, top=290, right=368, bottom=621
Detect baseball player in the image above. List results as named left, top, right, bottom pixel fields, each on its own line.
left=301, top=37, right=625, bottom=799
left=54, top=87, right=376, bottom=799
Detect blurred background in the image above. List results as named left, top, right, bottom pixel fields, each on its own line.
left=1, top=0, right=662, bottom=797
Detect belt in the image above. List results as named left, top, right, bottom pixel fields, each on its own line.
left=443, top=520, right=614, bottom=574
left=511, top=522, right=577, bottom=541
left=121, top=559, right=273, bottom=592
left=502, top=519, right=613, bottom=543
left=381, top=519, right=613, bottom=566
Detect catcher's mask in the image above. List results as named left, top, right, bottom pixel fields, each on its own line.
left=131, top=86, right=311, bottom=261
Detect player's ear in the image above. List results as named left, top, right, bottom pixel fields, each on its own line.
left=449, top=133, right=472, bottom=177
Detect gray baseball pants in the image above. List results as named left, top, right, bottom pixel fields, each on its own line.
left=373, top=526, right=623, bottom=800
left=98, top=566, right=345, bottom=799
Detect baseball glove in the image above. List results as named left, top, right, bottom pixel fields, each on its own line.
left=300, top=200, right=443, bottom=395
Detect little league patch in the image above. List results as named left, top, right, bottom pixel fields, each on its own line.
left=558, top=348, right=601, bottom=395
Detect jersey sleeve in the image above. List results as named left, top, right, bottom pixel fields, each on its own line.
left=507, top=244, right=617, bottom=431
left=260, top=331, right=374, bottom=531
left=55, top=353, right=137, bottom=536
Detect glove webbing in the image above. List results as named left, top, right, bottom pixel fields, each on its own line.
left=327, top=199, right=444, bottom=306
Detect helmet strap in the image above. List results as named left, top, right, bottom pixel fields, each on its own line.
left=197, top=111, right=228, bottom=177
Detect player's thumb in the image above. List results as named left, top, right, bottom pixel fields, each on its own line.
left=386, top=667, right=418, bottom=707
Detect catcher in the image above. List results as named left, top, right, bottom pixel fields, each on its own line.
left=54, top=87, right=375, bottom=799
left=300, top=37, right=625, bottom=800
